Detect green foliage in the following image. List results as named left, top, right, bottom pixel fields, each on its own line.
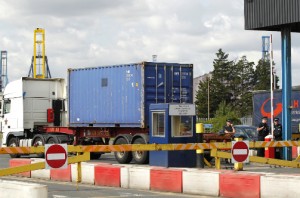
left=254, top=59, right=279, bottom=90
left=195, top=49, right=280, bottom=121
left=230, top=56, right=255, bottom=116
left=210, top=101, right=241, bottom=132
left=195, top=78, right=209, bottom=118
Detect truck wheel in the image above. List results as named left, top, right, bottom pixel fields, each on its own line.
left=114, top=138, right=132, bottom=164
left=46, top=137, right=59, bottom=144
left=32, top=135, right=46, bottom=158
left=132, top=138, right=149, bottom=164
left=8, top=137, right=20, bottom=158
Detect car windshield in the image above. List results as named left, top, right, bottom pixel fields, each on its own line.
left=243, top=127, right=257, bottom=138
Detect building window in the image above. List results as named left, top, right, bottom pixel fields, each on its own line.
left=171, top=116, right=193, bottom=137
left=152, top=112, right=165, bottom=137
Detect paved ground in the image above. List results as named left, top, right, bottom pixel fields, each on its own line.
left=1, top=176, right=213, bottom=198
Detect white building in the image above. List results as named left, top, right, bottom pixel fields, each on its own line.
left=193, top=73, right=212, bottom=102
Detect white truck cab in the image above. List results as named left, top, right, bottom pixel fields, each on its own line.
left=0, top=77, right=67, bottom=148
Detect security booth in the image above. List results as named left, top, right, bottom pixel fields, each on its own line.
left=149, top=103, right=196, bottom=167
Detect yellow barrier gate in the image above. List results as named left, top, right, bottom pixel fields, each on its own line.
left=0, top=140, right=299, bottom=154
left=0, top=140, right=299, bottom=176
left=0, top=152, right=90, bottom=177
left=210, top=150, right=300, bottom=169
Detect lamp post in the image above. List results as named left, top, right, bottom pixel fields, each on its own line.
left=208, top=77, right=210, bottom=120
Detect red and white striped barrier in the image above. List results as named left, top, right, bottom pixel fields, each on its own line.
left=50, top=164, right=72, bottom=182
left=150, top=168, right=182, bottom=193
left=31, top=158, right=50, bottom=180
left=219, top=172, right=261, bottom=198
left=7, top=158, right=300, bottom=197
left=261, top=174, right=300, bottom=198
left=71, top=162, right=95, bottom=184
left=183, top=170, right=220, bottom=196
left=94, top=164, right=121, bottom=187
left=124, top=166, right=151, bottom=190
left=9, top=158, right=32, bottom=178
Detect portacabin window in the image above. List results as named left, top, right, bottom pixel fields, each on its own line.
left=152, top=112, right=165, bottom=137
left=171, top=116, right=193, bottom=137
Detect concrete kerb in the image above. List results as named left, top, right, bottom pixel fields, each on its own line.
left=261, top=174, right=300, bottom=198
left=182, top=169, right=220, bottom=196
left=5, top=157, right=300, bottom=197
left=71, top=162, right=95, bottom=184
left=0, top=179, right=48, bottom=198
left=31, top=158, right=50, bottom=180
left=124, top=166, right=151, bottom=190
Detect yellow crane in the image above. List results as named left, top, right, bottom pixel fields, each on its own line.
left=28, top=28, right=51, bottom=78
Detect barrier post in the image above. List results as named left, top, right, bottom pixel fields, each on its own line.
left=211, top=149, right=221, bottom=169
left=196, top=123, right=204, bottom=168
left=234, top=138, right=244, bottom=171
left=265, top=135, right=275, bottom=158
left=76, top=152, right=82, bottom=190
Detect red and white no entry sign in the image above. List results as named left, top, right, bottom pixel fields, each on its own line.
left=45, top=144, right=68, bottom=169
left=231, top=141, right=249, bottom=163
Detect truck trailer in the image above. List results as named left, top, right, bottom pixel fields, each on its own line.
left=0, top=62, right=195, bottom=164
left=253, top=89, right=300, bottom=139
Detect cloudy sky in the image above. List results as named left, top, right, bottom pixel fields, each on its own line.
left=1, top=0, right=300, bottom=86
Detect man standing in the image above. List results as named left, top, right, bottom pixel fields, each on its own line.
left=273, top=118, right=283, bottom=159
left=257, top=117, right=269, bottom=157
left=223, top=119, right=235, bottom=135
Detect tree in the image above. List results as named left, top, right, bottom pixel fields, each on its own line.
left=195, top=49, right=280, bottom=120
left=231, top=56, right=255, bottom=116
left=210, top=101, right=241, bottom=132
left=195, top=49, right=234, bottom=118
left=254, top=59, right=279, bottom=90
left=195, top=77, right=209, bottom=118
left=207, top=49, right=234, bottom=117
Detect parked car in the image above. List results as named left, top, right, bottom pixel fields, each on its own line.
left=234, top=125, right=258, bottom=141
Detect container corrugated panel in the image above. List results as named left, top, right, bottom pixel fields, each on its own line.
left=68, top=62, right=193, bottom=128
left=244, top=0, right=300, bottom=32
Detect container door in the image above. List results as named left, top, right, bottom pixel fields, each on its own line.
left=156, top=64, right=166, bottom=103
left=171, top=64, right=193, bottom=103
left=144, top=63, right=166, bottom=104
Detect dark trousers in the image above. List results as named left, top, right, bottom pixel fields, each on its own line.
left=257, top=135, right=265, bottom=157
left=274, top=138, right=282, bottom=159
left=275, top=147, right=282, bottom=159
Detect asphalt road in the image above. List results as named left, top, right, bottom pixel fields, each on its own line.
left=1, top=176, right=212, bottom=198
left=0, top=154, right=10, bottom=168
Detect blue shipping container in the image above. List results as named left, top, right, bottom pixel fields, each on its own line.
left=69, top=62, right=193, bottom=128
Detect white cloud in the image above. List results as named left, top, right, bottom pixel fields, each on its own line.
left=0, top=0, right=299, bottom=87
